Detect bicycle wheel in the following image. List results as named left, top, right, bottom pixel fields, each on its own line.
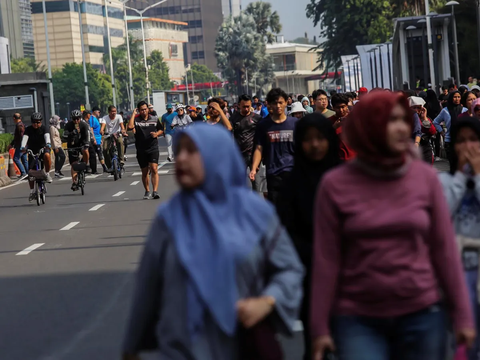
left=80, top=172, right=85, bottom=195
left=41, top=183, right=46, bottom=204
left=118, top=163, right=122, bottom=179
left=112, top=158, right=119, bottom=181
left=36, top=182, right=40, bottom=206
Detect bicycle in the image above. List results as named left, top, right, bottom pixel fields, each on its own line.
left=104, top=133, right=125, bottom=181
left=67, top=147, right=87, bottom=195
left=27, top=149, right=47, bottom=206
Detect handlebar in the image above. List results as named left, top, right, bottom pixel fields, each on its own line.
left=26, top=148, right=46, bottom=157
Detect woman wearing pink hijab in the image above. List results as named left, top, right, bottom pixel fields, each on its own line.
left=310, top=91, right=475, bottom=360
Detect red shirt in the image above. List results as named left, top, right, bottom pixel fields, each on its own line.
left=328, top=115, right=357, bottom=161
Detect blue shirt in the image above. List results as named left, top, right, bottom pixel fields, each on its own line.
left=162, top=111, right=176, bottom=135
left=254, top=116, right=298, bottom=176
left=89, top=115, right=102, bottom=144
left=433, top=107, right=468, bottom=142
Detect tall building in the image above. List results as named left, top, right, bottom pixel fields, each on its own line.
left=0, top=0, right=25, bottom=58
left=0, top=37, right=11, bottom=74
left=31, top=0, right=125, bottom=69
left=126, top=0, right=240, bottom=72
left=127, top=17, right=189, bottom=83
left=19, top=0, right=35, bottom=58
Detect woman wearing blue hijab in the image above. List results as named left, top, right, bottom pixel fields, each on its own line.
left=122, top=123, right=304, bottom=360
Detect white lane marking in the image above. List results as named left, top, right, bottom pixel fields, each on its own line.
left=86, top=174, right=100, bottom=179
left=130, top=181, right=139, bottom=186
left=112, top=191, right=125, bottom=197
left=158, top=161, right=167, bottom=168
left=89, top=204, right=105, bottom=211
left=160, top=152, right=168, bottom=156
left=60, top=222, right=80, bottom=231
left=132, top=170, right=169, bottom=176
left=60, top=177, right=71, bottom=181
left=293, top=320, right=304, bottom=332
left=16, top=243, right=45, bottom=256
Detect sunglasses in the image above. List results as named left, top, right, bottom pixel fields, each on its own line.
left=72, top=117, right=81, bottom=121
left=32, top=121, right=42, bottom=124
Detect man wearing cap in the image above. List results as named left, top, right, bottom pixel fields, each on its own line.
left=148, top=104, right=157, bottom=116
left=161, top=104, right=175, bottom=162
left=195, top=106, right=204, bottom=121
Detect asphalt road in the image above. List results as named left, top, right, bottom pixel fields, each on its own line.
left=0, top=138, right=305, bottom=360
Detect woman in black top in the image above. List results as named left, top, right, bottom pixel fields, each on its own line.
left=276, top=113, right=340, bottom=360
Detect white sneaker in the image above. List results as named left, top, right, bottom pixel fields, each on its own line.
left=46, top=173, right=53, bottom=183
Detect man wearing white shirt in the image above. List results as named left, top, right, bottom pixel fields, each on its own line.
left=100, top=105, right=127, bottom=171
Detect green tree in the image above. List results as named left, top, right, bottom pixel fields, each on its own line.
left=306, top=0, right=395, bottom=71
left=10, top=57, right=46, bottom=73
left=183, top=63, right=220, bottom=84
left=147, top=50, right=174, bottom=91
left=52, top=63, right=112, bottom=111
left=244, top=1, right=282, bottom=44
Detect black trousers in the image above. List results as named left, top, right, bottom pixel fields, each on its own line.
left=266, top=171, right=290, bottom=205
left=89, top=143, right=103, bottom=173
left=54, top=148, right=66, bottom=173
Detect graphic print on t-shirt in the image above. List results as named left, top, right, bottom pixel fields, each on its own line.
left=267, top=130, right=294, bottom=143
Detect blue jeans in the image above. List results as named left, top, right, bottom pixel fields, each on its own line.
left=13, top=147, right=28, bottom=175
left=464, top=269, right=480, bottom=360
left=333, top=304, right=446, bottom=360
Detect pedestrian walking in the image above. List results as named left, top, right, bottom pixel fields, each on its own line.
left=301, top=97, right=313, bottom=113
left=434, top=91, right=468, bottom=172
left=311, top=91, right=475, bottom=360
left=289, top=102, right=306, bottom=119
left=459, top=91, right=478, bottom=119
left=276, top=113, right=340, bottom=360
left=161, top=104, right=175, bottom=162
left=425, top=89, right=443, bottom=159
left=122, top=123, right=304, bottom=360
left=9, top=113, right=28, bottom=179
left=250, top=88, right=298, bottom=204
left=409, top=96, right=436, bottom=164
left=439, top=118, right=480, bottom=360
left=49, top=115, right=65, bottom=178
left=329, top=93, right=356, bottom=161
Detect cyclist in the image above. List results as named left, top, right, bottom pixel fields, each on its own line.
left=63, top=110, right=90, bottom=191
left=100, top=105, right=127, bottom=172
left=20, top=112, right=52, bottom=202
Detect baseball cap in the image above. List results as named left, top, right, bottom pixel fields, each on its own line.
left=148, top=104, right=154, bottom=109
left=166, top=103, right=173, bottom=109
left=358, top=87, right=368, bottom=93
left=188, top=106, right=197, bottom=112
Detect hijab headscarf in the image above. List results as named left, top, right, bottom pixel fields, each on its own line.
left=447, top=90, right=463, bottom=127
left=49, top=115, right=60, bottom=129
left=344, top=91, right=415, bottom=169
left=425, top=89, right=442, bottom=120
left=158, top=123, right=275, bottom=338
left=449, top=118, right=480, bottom=175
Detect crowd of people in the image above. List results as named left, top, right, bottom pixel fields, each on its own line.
left=119, top=84, right=480, bottom=360
left=9, top=82, right=480, bottom=360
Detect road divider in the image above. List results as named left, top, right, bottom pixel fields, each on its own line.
left=16, top=243, right=45, bottom=255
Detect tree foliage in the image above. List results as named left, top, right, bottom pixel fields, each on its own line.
left=215, top=1, right=278, bottom=96
left=10, top=57, right=46, bottom=73
left=183, top=63, right=220, bottom=84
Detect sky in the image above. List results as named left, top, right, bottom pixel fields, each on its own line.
left=241, top=0, right=319, bottom=42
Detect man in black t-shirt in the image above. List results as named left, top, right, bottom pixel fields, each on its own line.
left=20, top=112, right=52, bottom=201
left=231, top=94, right=263, bottom=191
left=128, top=100, right=164, bottom=200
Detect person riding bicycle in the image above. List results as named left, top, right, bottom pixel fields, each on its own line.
left=100, top=105, right=127, bottom=172
left=20, top=112, right=52, bottom=202
left=63, top=110, right=90, bottom=191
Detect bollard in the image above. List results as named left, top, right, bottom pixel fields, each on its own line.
left=8, top=148, right=20, bottom=176
left=0, top=154, right=12, bottom=187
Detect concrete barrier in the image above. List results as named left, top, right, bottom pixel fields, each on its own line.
left=0, top=153, right=12, bottom=187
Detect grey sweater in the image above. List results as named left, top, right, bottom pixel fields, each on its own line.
left=122, top=216, right=304, bottom=360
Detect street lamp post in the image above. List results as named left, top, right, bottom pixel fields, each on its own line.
left=117, top=0, right=134, bottom=110
left=125, top=0, right=168, bottom=103
left=377, top=45, right=385, bottom=89
left=446, top=1, right=461, bottom=85
left=77, top=0, right=90, bottom=110
left=425, top=1, right=437, bottom=92
left=105, top=0, right=116, bottom=107
left=41, top=0, right=55, bottom=116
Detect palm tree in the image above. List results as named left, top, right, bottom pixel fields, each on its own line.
left=244, top=1, right=282, bottom=43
